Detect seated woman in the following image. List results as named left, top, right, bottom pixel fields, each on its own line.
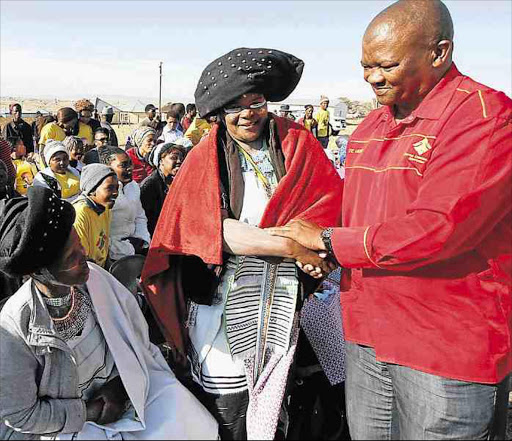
left=126, top=127, right=155, bottom=184
left=33, top=140, right=81, bottom=202
left=0, top=186, right=218, bottom=440
left=140, top=143, right=185, bottom=236
left=100, top=147, right=151, bottom=260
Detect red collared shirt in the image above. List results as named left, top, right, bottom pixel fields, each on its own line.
left=332, top=64, right=512, bottom=383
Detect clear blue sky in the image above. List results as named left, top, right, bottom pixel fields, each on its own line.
left=1, top=0, right=510, bottom=104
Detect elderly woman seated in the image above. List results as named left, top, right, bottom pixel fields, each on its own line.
left=33, top=140, right=81, bottom=202
left=0, top=186, right=218, bottom=440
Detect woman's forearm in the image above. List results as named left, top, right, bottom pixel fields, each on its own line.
left=222, top=218, right=294, bottom=258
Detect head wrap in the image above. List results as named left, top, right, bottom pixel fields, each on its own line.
left=320, top=95, right=330, bottom=104
left=132, top=127, right=156, bottom=149
left=80, top=164, right=116, bottom=195
left=194, top=47, right=304, bottom=118
left=75, top=99, right=94, bottom=113
left=148, top=142, right=184, bottom=168
left=0, top=187, right=76, bottom=277
left=44, top=140, right=68, bottom=165
left=174, top=137, right=193, bottom=150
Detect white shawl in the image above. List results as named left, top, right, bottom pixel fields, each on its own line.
left=59, top=263, right=218, bottom=440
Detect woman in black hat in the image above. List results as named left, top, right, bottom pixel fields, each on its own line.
left=143, top=47, right=344, bottom=440
left=0, top=186, right=218, bottom=440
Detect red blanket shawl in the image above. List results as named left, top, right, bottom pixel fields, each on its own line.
left=142, top=116, right=343, bottom=358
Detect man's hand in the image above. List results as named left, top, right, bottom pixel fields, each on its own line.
left=91, top=376, right=129, bottom=425
left=267, top=219, right=326, bottom=251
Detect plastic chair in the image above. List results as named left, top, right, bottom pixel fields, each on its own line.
left=109, top=254, right=146, bottom=302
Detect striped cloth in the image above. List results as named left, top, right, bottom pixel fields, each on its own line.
left=225, top=256, right=298, bottom=380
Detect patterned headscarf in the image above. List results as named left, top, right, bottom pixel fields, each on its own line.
left=132, top=127, right=156, bottom=149
left=74, top=99, right=94, bottom=113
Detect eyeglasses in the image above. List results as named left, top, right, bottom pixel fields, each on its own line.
left=223, top=100, right=267, bottom=114
left=96, top=137, right=108, bottom=142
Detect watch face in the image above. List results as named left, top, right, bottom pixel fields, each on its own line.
left=322, top=228, right=332, bottom=239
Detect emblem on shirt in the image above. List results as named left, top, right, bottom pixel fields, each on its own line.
left=412, top=138, right=432, bottom=155
left=96, top=230, right=107, bottom=251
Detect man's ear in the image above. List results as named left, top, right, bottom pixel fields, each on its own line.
left=432, top=39, right=452, bottom=68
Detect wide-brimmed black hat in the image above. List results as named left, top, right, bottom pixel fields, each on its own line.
left=194, top=47, right=304, bottom=118
left=0, top=187, right=76, bottom=277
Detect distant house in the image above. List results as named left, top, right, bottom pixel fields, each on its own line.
left=94, top=97, right=149, bottom=125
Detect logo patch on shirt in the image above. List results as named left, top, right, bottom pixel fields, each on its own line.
left=412, top=138, right=432, bottom=155
left=96, top=230, right=107, bottom=251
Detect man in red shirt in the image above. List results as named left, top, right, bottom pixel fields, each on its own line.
left=181, top=103, right=197, bottom=133
left=268, top=0, right=512, bottom=439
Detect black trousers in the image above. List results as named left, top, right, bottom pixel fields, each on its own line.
left=191, top=385, right=249, bottom=440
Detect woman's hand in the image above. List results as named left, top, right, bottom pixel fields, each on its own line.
left=266, top=219, right=326, bottom=252
left=85, top=397, right=104, bottom=422
left=91, top=376, right=129, bottom=425
left=289, top=241, right=336, bottom=279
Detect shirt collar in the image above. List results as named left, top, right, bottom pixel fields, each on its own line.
left=380, top=63, right=464, bottom=123
left=82, top=195, right=106, bottom=215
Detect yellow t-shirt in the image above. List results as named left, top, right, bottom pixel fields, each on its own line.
left=73, top=198, right=111, bottom=268
left=13, top=159, right=38, bottom=195
left=304, top=119, right=316, bottom=132
left=39, top=122, right=93, bottom=146
left=53, top=170, right=80, bottom=200
left=314, top=108, right=330, bottom=137
left=184, top=118, right=212, bottom=146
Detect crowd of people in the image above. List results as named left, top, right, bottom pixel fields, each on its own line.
left=0, top=0, right=511, bottom=440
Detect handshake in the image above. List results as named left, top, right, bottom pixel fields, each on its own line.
left=266, top=219, right=337, bottom=279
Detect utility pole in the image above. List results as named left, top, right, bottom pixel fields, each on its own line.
left=159, top=62, right=163, bottom=118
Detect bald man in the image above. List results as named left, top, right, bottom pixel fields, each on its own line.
left=267, top=1, right=512, bottom=438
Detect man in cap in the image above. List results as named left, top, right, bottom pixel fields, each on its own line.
left=73, top=164, right=119, bottom=268
left=139, top=104, right=163, bottom=131
left=142, top=47, right=343, bottom=440
left=267, top=1, right=512, bottom=439
left=278, top=104, right=295, bottom=120
left=1, top=103, right=34, bottom=154
left=314, top=96, right=331, bottom=148
left=100, top=106, right=119, bottom=147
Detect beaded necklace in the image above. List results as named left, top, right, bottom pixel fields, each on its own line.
left=37, top=284, right=93, bottom=341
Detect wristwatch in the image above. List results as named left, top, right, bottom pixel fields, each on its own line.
left=320, top=227, right=334, bottom=254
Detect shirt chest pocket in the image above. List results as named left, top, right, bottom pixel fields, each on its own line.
left=401, top=136, right=436, bottom=177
